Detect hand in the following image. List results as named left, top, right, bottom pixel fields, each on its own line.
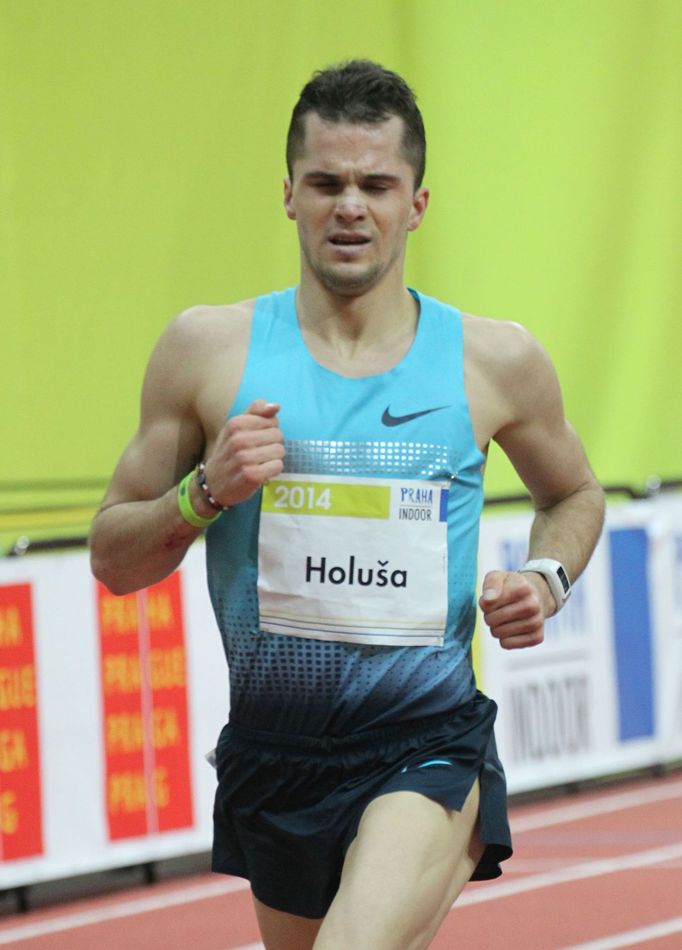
left=478, top=570, right=551, bottom=650
left=201, top=399, right=285, bottom=507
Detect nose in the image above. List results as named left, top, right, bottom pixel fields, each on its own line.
left=334, top=189, right=367, bottom=224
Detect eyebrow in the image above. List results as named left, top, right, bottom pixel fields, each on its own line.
left=364, top=173, right=402, bottom=185
left=302, top=171, right=403, bottom=186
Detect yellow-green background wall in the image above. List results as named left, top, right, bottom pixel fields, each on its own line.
left=2, top=0, right=681, bottom=541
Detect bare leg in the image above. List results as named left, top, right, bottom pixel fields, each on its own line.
left=253, top=896, right=323, bottom=950
left=313, top=783, right=483, bottom=950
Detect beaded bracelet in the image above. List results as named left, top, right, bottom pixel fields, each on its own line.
left=196, top=461, right=230, bottom=511
left=177, top=470, right=220, bottom=528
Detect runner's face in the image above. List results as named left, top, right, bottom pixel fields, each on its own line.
left=284, top=114, right=428, bottom=297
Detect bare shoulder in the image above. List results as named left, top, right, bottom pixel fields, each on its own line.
left=461, top=312, right=562, bottom=448
left=147, top=298, right=256, bottom=384
left=140, top=298, right=257, bottom=429
left=96, top=298, right=259, bottom=509
left=167, top=298, right=256, bottom=349
left=462, top=312, right=548, bottom=373
left=463, top=312, right=559, bottom=393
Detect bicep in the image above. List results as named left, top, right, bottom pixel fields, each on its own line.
left=493, top=340, right=596, bottom=509
left=99, top=413, right=203, bottom=509
left=98, top=318, right=206, bottom=509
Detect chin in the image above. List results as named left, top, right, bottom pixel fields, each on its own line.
left=317, top=264, right=382, bottom=296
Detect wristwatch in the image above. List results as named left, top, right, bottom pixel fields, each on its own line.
left=519, top=558, right=572, bottom=611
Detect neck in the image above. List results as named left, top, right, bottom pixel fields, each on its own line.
left=294, top=276, right=419, bottom=375
left=296, top=274, right=417, bottom=344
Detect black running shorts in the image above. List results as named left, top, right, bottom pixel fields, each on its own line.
left=212, top=690, right=512, bottom=918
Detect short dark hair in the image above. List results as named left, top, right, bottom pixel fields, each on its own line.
left=286, top=59, right=426, bottom=189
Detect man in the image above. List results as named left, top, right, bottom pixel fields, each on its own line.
left=90, top=60, right=604, bottom=950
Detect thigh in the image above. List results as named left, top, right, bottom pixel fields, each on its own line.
left=314, top=784, right=483, bottom=950
left=253, top=896, right=323, bottom=950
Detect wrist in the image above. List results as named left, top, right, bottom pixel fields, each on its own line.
left=177, top=470, right=221, bottom=529
left=523, top=572, right=558, bottom=618
left=196, top=461, right=230, bottom=512
left=519, top=558, right=572, bottom=614
left=189, top=475, right=223, bottom=519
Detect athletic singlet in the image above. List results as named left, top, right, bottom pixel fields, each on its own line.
left=205, top=287, right=486, bottom=736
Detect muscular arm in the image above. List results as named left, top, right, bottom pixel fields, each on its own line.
left=90, top=308, right=284, bottom=595
left=473, top=322, right=605, bottom=648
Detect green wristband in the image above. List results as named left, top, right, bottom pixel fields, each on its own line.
left=177, top=470, right=220, bottom=528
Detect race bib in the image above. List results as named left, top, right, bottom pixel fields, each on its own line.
left=257, top=473, right=449, bottom=647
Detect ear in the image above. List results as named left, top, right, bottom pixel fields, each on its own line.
left=407, top=186, right=429, bottom=232
left=283, top=177, right=296, bottom=220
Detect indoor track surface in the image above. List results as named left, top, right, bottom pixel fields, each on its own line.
left=1, top=771, right=681, bottom=949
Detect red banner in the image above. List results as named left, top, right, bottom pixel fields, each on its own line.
left=0, top=583, right=43, bottom=861
left=97, top=573, right=194, bottom=840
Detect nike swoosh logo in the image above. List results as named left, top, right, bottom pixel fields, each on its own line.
left=381, top=405, right=450, bottom=427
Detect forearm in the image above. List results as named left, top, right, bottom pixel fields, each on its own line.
left=480, top=477, right=605, bottom=646
left=527, top=476, right=605, bottom=584
left=89, top=482, right=207, bottom=595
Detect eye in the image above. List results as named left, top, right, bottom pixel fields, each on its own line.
left=363, top=177, right=397, bottom=193
left=308, top=177, right=341, bottom=194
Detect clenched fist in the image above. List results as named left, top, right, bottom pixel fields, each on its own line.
left=202, top=399, right=285, bottom=508
left=478, top=570, right=553, bottom=650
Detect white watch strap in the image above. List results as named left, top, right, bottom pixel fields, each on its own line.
left=519, top=558, right=571, bottom=611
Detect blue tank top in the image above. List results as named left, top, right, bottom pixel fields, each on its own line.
left=205, top=287, right=485, bottom=736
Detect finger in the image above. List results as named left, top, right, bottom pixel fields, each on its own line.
left=221, top=416, right=284, bottom=455
left=240, top=457, right=285, bottom=488
left=482, top=596, right=542, bottom=630
left=479, top=570, right=507, bottom=608
left=227, top=424, right=285, bottom=454
left=497, top=629, right=544, bottom=650
left=245, top=399, right=281, bottom=418
left=488, top=611, right=544, bottom=640
left=226, top=407, right=283, bottom=438
left=232, top=441, right=286, bottom=467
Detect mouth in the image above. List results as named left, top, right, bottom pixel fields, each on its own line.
left=328, top=233, right=371, bottom=247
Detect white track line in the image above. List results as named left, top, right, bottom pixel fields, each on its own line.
left=0, top=878, right=249, bottom=945
left=456, top=840, right=682, bottom=906
left=559, top=914, right=682, bottom=949
left=511, top=779, right=682, bottom=833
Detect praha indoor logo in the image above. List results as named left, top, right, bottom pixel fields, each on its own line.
left=398, top=484, right=436, bottom=522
